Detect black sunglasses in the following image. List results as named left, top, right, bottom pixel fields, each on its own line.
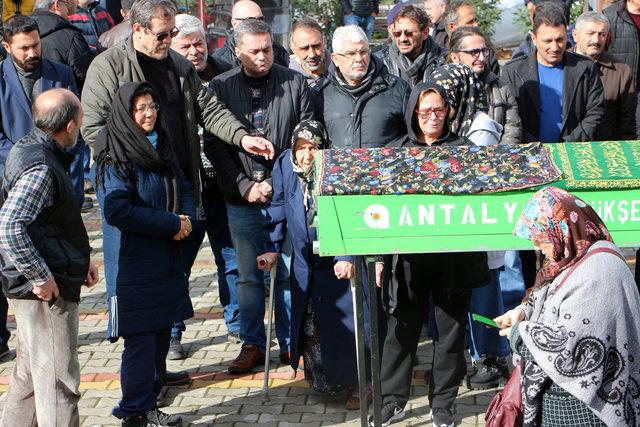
left=233, top=16, right=265, bottom=21
left=146, top=27, right=179, bottom=41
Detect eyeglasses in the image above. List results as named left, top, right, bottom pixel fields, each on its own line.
left=233, top=16, right=265, bottom=21
left=145, top=27, right=179, bottom=41
left=415, top=106, right=447, bottom=119
left=456, top=47, right=490, bottom=59
left=133, top=102, right=160, bottom=113
left=391, top=29, right=417, bottom=38
left=335, top=48, right=370, bottom=60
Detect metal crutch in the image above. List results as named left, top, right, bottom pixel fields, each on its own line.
left=262, top=259, right=278, bottom=401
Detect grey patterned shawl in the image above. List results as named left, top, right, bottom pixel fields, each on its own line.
left=515, top=241, right=640, bottom=426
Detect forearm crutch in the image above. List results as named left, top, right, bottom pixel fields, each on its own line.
left=262, top=259, right=278, bottom=401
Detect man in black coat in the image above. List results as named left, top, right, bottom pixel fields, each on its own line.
left=318, top=25, right=409, bottom=149
left=205, top=19, right=314, bottom=375
left=31, top=0, right=95, bottom=91
left=212, top=0, right=289, bottom=73
left=375, top=4, right=446, bottom=88
left=500, top=1, right=604, bottom=143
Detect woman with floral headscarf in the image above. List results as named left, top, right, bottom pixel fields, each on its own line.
left=256, top=120, right=366, bottom=407
left=495, top=186, right=640, bottom=427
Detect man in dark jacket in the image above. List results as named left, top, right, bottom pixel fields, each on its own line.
left=605, top=0, right=640, bottom=86
left=342, top=0, right=378, bottom=40
left=0, top=88, right=99, bottom=427
left=212, top=0, right=289, bottom=73
left=500, top=1, right=604, bottom=143
left=376, top=4, right=446, bottom=88
left=31, top=0, right=94, bottom=91
left=318, top=25, right=409, bottom=148
left=68, top=0, right=113, bottom=51
left=170, top=13, right=241, bottom=355
left=423, top=0, right=448, bottom=47
left=205, top=19, right=314, bottom=374
left=96, top=0, right=133, bottom=50
left=572, top=11, right=635, bottom=140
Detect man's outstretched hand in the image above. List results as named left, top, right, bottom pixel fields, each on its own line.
left=241, top=135, right=275, bottom=160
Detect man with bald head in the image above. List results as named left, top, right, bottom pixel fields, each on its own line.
left=0, top=88, right=99, bottom=427
left=212, top=0, right=289, bottom=72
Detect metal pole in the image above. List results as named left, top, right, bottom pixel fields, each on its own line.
left=366, top=257, right=382, bottom=427
left=262, top=261, right=278, bottom=401
left=351, top=257, right=369, bottom=426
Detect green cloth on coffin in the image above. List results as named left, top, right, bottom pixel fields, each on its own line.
left=316, top=143, right=562, bottom=196
left=545, top=141, right=640, bottom=190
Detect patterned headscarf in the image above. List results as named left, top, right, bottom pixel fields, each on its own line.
left=290, top=120, right=328, bottom=218
left=428, top=63, right=487, bottom=137
left=514, top=186, right=612, bottom=290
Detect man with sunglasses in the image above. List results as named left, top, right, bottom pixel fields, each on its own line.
left=82, top=0, right=275, bottom=366
left=212, top=0, right=289, bottom=74
left=375, top=4, right=446, bottom=88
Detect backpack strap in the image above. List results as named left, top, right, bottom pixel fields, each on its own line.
left=553, top=247, right=625, bottom=295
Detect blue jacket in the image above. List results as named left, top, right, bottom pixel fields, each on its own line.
left=97, top=162, right=195, bottom=340
left=0, top=58, right=78, bottom=165
left=266, top=150, right=361, bottom=387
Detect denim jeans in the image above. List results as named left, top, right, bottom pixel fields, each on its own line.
left=499, top=250, right=527, bottom=311
left=68, top=139, right=85, bottom=207
left=343, top=14, right=375, bottom=40
left=173, top=184, right=239, bottom=338
left=83, top=143, right=92, bottom=180
left=226, top=203, right=291, bottom=352
left=467, top=269, right=510, bottom=361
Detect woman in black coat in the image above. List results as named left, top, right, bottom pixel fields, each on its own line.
left=373, top=81, right=489, bottom=427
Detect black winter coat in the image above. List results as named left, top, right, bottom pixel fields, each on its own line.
left=204, top=64, right=315, bottom=205
left=604, top=1, right=640, bottom=85
left=317, top=56, right=410, bottom=149
left=212, top=33, right=290, bottom=74
left=500, top=51, right=604, bottom=143
left=32, top=10, right=95, bottom=90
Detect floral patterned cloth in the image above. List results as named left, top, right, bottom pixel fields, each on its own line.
left=316, top=143, right=561, bottom=196
left=513, top=186, right=612, bottom=291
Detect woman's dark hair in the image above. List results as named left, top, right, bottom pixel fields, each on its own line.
left=449, top=25, right=485, bottom=53
left=533, top=1, right=567, bottom=33
left=130, top=85, right=159, bottom=113
left=393, top=4, right=430, bottom=31
left=2, top=15, right=39, bottom=43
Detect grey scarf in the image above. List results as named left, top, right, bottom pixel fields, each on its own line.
left=515, top=241, right=640, bottom=426
left=334, top=60, right=376, bottom=99
left=388, top=37, right=436, bottom=87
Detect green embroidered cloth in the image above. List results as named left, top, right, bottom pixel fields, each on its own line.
left=546, top=141, right=640, bottom=190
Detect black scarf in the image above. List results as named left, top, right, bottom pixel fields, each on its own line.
left=334, top=58, right=377, bottom=99
left=94, top=82, right=181, bottom=213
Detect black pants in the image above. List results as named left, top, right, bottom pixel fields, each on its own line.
left=379, top=254, right=470, bottom=410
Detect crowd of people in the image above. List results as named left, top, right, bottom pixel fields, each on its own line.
left=0, top=0, right=640, bottom=426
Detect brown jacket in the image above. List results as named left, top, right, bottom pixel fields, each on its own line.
left=97, top=19, right=131, bottom=51
left=571, top=47, right=636, bottom=140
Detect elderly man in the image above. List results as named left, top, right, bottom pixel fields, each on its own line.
left=0, top=88, right=99, bottom=427
left=31, top=0, right=94, bottom=90
left=375, top=4, right=446, bottom=88
left=212, top=0, right=289, bottom=73
left=289, top=17, right=330, bottom=92
left=206, top=19, right=314, bottom=374
left=170, top=13, right=241, bottom=348
left=423, top=0, right=448, bottom=47
left=318, top=25, right=409, bottom=148
left=572, top=11, right=636, bottom=140
left=500, top=1, right=604, bottom=143
left=82, top=0, right=272, bottom=361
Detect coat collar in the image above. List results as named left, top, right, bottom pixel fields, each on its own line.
left=2, top=58, right=58, bottom=116
left=122, top=35, right=195, bottom=81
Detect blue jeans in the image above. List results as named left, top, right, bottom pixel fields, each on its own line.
left=172, top=184, right=239, bottom=338
left=113, top=329, right=169, bottom=418
left=343, top=14, right=375, bottom=40
left=499, top=250, right=527, bottom=311
left=83, top=143, right=91, bottom=180
left=68, top=140, right=85, bottom=207
left=467, top=269, right=510, bottom=361
left=226, top=203, right=291, bottom=352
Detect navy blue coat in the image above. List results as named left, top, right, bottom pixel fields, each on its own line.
left=266, top=150, right=360, bottom=387
left=0, top=58, right=78, bottom=164
left=97, top=162, right=195, bottom=340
